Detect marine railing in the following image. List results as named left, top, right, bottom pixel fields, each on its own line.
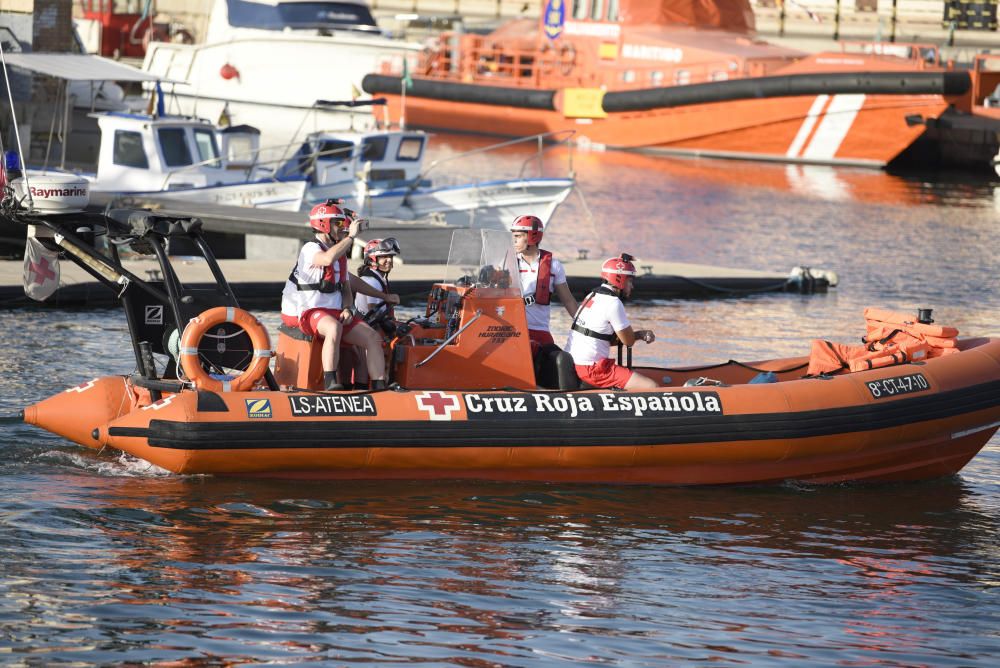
left=407, top=129, right=577, bottom=190
left=145, top=139, right=361, bottom=191
left=414, top=32, right=801, bottom=91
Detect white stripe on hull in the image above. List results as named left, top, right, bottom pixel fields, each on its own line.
left=787, top=94, right=866, bottom=161
left=786, top=95, right=829, bottom=158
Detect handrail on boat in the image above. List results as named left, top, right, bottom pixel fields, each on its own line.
left=152, top=138, right=360, bottom=191
left=838, top=40, right=940, bottom=67
left=416, top=129, right=577, bottom=184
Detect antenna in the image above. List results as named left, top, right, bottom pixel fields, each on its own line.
left=0, top=38, right=33, bottom=209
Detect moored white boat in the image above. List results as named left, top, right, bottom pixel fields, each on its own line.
left=279, top=127, right=575, bottom=227
left=84, top=112, right=307, bottom=211
left=141, top=0, right=421, bottom=149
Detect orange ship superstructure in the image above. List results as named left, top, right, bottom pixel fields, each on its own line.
left=362, top=0, right=1000, bottom=170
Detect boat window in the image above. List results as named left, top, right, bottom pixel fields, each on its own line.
left=572, top=0, right=587, bottom=20
left=112, top=130, right=148, bottom=169
left=675, top=70, right=691, bottom=85
left=225, top=135, right=256, bottom=164
left=193, top=129, right=221, bottom=167
left=396, top=136, right=424, bottom=161
left=360, top=136, right=388, bottom=162
left=157, top=128, right=193, bottom=167
left=225, top=0, right=378, bottom=31
left=650, top=71, right=663, bottom=86
left=112, top=1, right=142, bottom=12
left=590, top=0, right=602, bottom=20
left=316, top=139, right=355, bottom=162
left=606, top=0, right=619, bottom=21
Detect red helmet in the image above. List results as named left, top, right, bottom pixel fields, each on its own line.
left=601, top=254, right=637, bottom=290
left=364, top=237, right=401, bottom=266
left=510, top=214, right=543, bottom=246
left=308, top=201, right=349, bottom=235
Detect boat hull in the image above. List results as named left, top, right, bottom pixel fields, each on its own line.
left=306, top=177, right=574, bottom=227
left=95, top=179, right=308, bottom=212
left=25, top=338, right=1000, bottom=485
left=379, top=92, right=945, bottom=168
left=142, top=35, right=420, bottom=152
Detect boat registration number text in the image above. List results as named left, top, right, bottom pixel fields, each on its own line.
left=866, top=373, right=929, bottom=399
left=289, top=394, right=377, bottom=416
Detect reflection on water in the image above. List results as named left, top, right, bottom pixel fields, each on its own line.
left=1, top=141, right=999, bottom=663
left=1, top=474, right=998, bottom=664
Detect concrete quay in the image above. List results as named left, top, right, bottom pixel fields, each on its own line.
left=370, top=0, right=1000, bottom=62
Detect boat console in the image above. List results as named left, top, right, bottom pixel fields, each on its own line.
left=274, top=229, right=538, bottom=391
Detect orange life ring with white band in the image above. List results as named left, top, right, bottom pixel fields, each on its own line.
left=180, top=306, right=272, bottom=392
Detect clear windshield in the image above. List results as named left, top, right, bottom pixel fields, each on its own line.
left=227, top=0, right=379, bottom=31
left=157, top=128, right=193, bottom=167
left=443, top=229, right=520, bottom=295
left=193, top=129, right=222, bottom=167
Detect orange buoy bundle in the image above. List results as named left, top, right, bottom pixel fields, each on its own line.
left=806, top=307, right=960, bottom=376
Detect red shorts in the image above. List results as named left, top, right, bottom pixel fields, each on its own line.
left=528, top=329, right=555, bottom=347
left=528, top=329, right=555, bottom=357
left=283, top=308, right=360, bottom=339
left=575, top=357, right=633, bottom=389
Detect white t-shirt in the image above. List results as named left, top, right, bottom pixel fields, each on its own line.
left=564, top=287, right=629, bottom=365
left=280, top=241, right=344, bottom=319
left=355, top=274, right=384, bottom=314
left=516, top=252, right=567, bottom=332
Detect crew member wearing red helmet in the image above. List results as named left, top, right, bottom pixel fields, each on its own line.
left=510, top=215, right=578, bottom=351
left=563, top=254, right=658, bottom=390
left=281, top=201, right=399, bottom=391
left=355, top=237, right=401, bottom=324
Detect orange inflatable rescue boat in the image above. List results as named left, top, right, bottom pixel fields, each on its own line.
left=13, top=207, right=1000, bottom=484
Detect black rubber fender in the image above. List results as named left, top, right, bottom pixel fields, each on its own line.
left=362, top=74, right=557, bottom=110
left=601, top=71, right=972, bottom=113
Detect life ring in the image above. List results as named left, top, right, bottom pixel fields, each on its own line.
left=179, top=306, right=272, bottom=393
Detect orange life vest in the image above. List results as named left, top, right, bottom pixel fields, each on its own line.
left=862, top=308, right=958, bottom=357
left=520, top=250, right=553, bottom=306
left=806, top=308, right=960, bottom=376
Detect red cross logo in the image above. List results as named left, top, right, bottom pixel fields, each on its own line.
left=415, top=391, right=461, bottom=421
left=28, top=256, right=56, bottom=286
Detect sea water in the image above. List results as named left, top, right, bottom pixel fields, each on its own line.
left=1, top=140, right=998, bottom=665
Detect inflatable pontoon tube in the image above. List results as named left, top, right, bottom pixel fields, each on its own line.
left=362, top=74, right=557, bottom=110
left=601, top=71, right=972, bottom=113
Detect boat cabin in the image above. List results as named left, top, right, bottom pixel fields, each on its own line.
left=279, top=129, right=425, bottom=188
left=206, top=0, right=384, bottom=42
left=274, top=229, right=559, bottom=391
left=415, top=0, right=804, bottom=92
left=93, top=112, right=263, bottom=191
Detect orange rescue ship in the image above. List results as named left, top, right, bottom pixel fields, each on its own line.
left=362, top=0, right=1000, bottom=170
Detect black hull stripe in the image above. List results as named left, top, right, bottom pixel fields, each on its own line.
left=360, top=71, right=970, bottom=114
left=107, top=379, right=1000, bottom=451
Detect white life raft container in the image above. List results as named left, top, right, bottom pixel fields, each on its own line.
left=10, top=171, right=90, bottom=212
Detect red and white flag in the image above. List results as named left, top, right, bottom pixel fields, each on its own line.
left=22, top=228, right=60, bottom=301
